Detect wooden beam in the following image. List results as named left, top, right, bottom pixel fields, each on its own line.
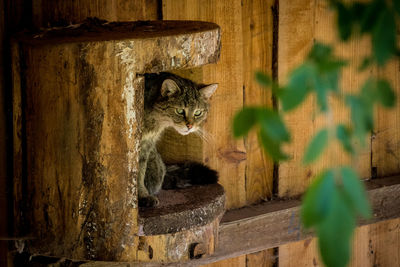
left=11, top=176, right=400, bottom=266
left=182, top=175, right=400, bottom=266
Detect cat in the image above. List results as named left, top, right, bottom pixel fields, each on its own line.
left=138, top=72, right=218, bottom=207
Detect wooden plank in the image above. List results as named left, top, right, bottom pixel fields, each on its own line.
left=32, top=0, right=158, bottom=28
left=277, top=0, right=373, bottom=266
left=277, top=218, right=400, bottom=267
left=278, top=239, right=319, bottom=267
left=163, top=0, right=247, bottom=209
left=242, top=0, right=274, bottom=204
left=277, top=0, right=371, bottom=198
left=277, top=1, right=331, bottom=263
left=361, top=218, right=400, bottom=266
left=246, top=250, right=275, bottom=267
left=11, top=175, right=400, bottom=266
left=372, top=60, right=400, bottom=177
left=201, top=255, right=246, bottom=267
left=0, top=0, right=9, bottom=265
left=188, top=175, right=400, bottom=266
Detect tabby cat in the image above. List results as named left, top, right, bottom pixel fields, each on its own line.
left=139, top=72, right=218, bottom=207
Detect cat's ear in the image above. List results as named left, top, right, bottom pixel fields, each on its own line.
left=161, top=79, right=180, bottom=97
left=199, top=84, right=218, bottom=99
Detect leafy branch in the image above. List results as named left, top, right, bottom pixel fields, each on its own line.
left=233, top=1, right=398, bottom=266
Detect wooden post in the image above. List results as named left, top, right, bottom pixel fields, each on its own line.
left=12, top=20, right=220, bottom=261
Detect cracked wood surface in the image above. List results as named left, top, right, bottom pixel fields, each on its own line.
left=12, top=20, right=221, bottom=261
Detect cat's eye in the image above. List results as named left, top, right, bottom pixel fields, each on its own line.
left=194, top=110, right=203, bottom=116
left=175, top=108, right=185, bottom=115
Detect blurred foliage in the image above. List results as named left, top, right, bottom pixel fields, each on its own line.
left=233, top=0, right=398, bottom=266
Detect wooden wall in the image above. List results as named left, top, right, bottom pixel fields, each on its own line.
left=1, top=0, right=399, bottom=266
left=277, top=1, right=400, bottom=266
left=162, top=0, right=400, bottom=266
left=0, top=0, right=9, bottom=265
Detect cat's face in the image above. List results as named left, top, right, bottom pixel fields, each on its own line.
left=154, top=78, right=217, bottom=135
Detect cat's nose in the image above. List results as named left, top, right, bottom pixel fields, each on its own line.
left=186, top=123, right=193, bottom=129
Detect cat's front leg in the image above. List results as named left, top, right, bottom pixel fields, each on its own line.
left=138, top=141, right=159, bottom=207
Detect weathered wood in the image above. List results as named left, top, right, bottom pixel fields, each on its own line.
left=12, top=20, right=221, bottom=261
left=242, top=0, right=274, bottom=205
left=0, top=0, right=9, bottom=265
left=14, top=175, right=400, bottom=266
left=245, top=250, right=275, bottom=267
left=277, top=0, right=375, bottom=265
left=202, top=255, right=246, bottom=267
left=373, top=60, right=400, bottom=177
left=163, top=0, right=247, bottom=210
left=139, top=184, right=225, bottom=235
left=241, top=1, right=276, bottom=263
left=32, top=0, right=159, bottom=28
left=213, top=176, right=400, bottom=263
left=369, top=58, right=400, bottom=266
left=136, top=217, right=220, bottom=263
left=137, top=184, right=224, bottom=263
left=277, top=0, right=371, bottom=198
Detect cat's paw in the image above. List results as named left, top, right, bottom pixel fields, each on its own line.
left=139, top=196, right=159, bottom=207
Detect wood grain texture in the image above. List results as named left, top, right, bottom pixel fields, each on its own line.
left=156, top=175, right=399, bottom=266
left=277, top=0, right=371, bottom=198
left=12, top=21, right=221, bottom=261
left=163, top=0, right=247, bottom=209
left=32, top=0, right=158, bottom=28
left=246, top=250, right=275, bottom=267
left=201, top=255, right=246, bottom=267
left=11, top=175, right=400, bottom=266
left=137, top=217, right=220, bottom=263
left=373, top=59, right=400, bottom=177
left=278, top=218, right=400, bottom=267
left=0, top=0, right=9, bottom=265
left=242, top=0, right=274, bottom=204
left=138, top=184, right=225, bottom=235
left=162, top=1, right=275, bottom=265
left=16, top=39, right=143, bottom=261
left=277, top=1, right=397, bottom=266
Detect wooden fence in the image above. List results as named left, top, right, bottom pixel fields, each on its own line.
left=1, top=0, right=399, bottom=266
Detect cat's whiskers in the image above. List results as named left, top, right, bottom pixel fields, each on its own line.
left=194, top=128, right=214, bottom=145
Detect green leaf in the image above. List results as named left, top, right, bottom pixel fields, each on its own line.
left=257, top=108, right=290, bottom=142
left=324, top=70, right=340, bottom=92
left=360, top=0, right=384, bottom=33
left=372, top=9, right=397, bottom=66
left=376, top=79, right=396, bottom=107
left=317, top=188, right=356, bottom=267
left=319, top=59, right=347, bottom=73
left=308, top=42, right=333, bottom=62
left=259, top=128, right=289, bottom=161
left=394, top=0, right=400, bottom=16
left=301, top=170, right=335, bottom=228
left=336, top=2, right=353, bottom=41
left=255, top=71, right=272, bottom=87
left=346, top=95, right=373, bottom=144
left=350, top=2, right=367, bottom=24
left=340, top=167, right=372, bottom=219
left=280, top=63, right=314, bottom=111
left=313, top=75, right=329, bottom=111
left=303, top=128, right=329, bottom=165
left=360, top=78, right=376, bottom=104
left=358, top=57, right=373, bottom=71
left=336, top=124, right=354, bottom=155
left=233, top=107, right=258, bottom=137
